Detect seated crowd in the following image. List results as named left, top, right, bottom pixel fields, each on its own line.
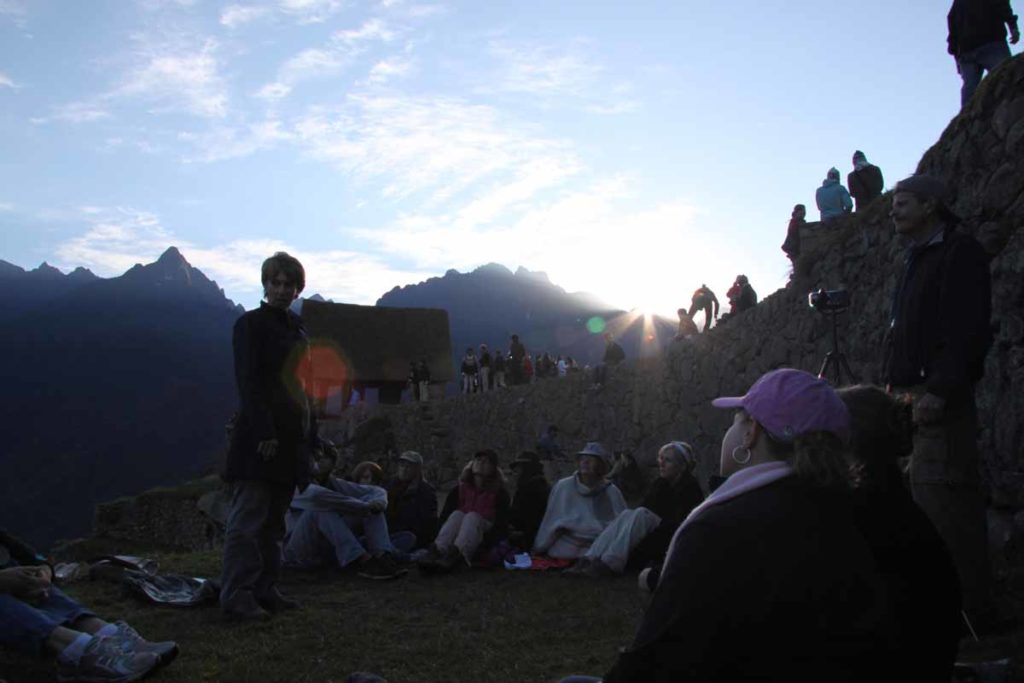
left=2, top=367, right=969, bottom=680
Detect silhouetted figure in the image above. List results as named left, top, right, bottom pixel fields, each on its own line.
left=595, top=333, right=625, bottom=385
left=478, top=344, right=492, bottom=392
left=948, top=0, right=1020, bottom=106
left=509, top=334, right=526, bottom=385
left=781, top=204, right=806, bottom=263
left=848, top=151, right=884, bottom=211
left=687, top=284, right=719, bottom=332
left=492, top=349, right=507, bottom=388
left=460, top=347, right=478, bottom=394
left=815, top=167, right=853, bottom=222
left=674, top=308, right=698, bottom=340
left=416, top=359, right=430, bottom=402
left=884, top=174, right=994, bottom=629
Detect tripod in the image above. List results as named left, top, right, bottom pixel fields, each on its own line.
left=816, top=310, right=857, bottom=386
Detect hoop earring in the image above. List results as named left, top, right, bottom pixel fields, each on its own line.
left=731, top=446, right=752, bottom=465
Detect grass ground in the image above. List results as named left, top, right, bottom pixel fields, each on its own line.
left=0, top=548, right=644, bottom=683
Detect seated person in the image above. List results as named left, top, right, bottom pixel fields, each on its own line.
left=283, top=447, right=406, bottom=580
left=568, top=441, right=704, bottom=578
left=507, top=451, right=550, bottom=551
left=384, top=451, right=438, bottom=552
left=532, top=443, right=626, bottom=560
left=598, top=369, right=892, bottom=681
left=419, top=450, right=510, bottom=571
left=350, top=461, right=384, bottom=486
left=839, top=385, right=961, bottom=679
left=0, top=529, right=178, bottom=682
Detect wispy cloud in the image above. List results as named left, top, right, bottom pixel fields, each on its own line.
left=0, top=71, right=16, bottom=88
left=367, top=56, right=413, bottom=84
left=38, top=100, right=112, bottom=124
left=486, top=41, right=602, bottom=97
left=293, top=93, right=579, bottom=204
left=0, top=0, right=27, bottom=26
left=257, top=18, right=398, bottom=100
left=54, top=207, right=178, bottom=276
left=177, top=119, right=292, bottom=162
left=220, top=4, right=271, bottom=28
left=0, top=202, right=14, bottom=211
left=278, top=0, right=344, bottom=24
left=116, top=37, right=228, bottom=118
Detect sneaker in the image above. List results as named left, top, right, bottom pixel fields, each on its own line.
left=109, top=622, right=179, bottom=667
left=256, top=588, right=301, bottom=613
left=56, top=635, right=161, bottom=683
left=358, top=556, right=407, bottom=581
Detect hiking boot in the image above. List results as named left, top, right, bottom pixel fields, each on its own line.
left=256, top=588, right=301, bottom=613
left=56, top=635, right=161, bottom=683
left=358, top=555, right=407, bottom=580
left=108, top=622, right=179, bottom=667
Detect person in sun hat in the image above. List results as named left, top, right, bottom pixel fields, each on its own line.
left=384, top=451, right=438, bottom=552
left=532, top=442, right=626, bottom=560
left=594, top=368, right=892, bottom=682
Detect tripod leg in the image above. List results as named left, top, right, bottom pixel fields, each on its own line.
left=818, top=352, right=833, bottom=380
left=838, top=353, right=858, bottom=385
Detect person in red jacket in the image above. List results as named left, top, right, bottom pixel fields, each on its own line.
left=418, top=450, right=510, bottom=572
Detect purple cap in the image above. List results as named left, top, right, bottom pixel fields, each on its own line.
left=711, top=368, right=850, bottom=443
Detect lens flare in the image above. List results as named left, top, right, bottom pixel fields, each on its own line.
left=586, top=316, right=607, bottom=334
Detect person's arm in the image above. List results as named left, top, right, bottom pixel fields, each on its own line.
left=0, top=530, right=49, bottom=568
left=292, top=481, right=374, bottom=515
left=926, top=237, right=992, bottom=401
left=997, top=1, right=1020, bottom=42
left=842, top=186, right=853, bottom=212
left=482, top=489, right=511, bottom=547
left=947, top=5, right=959, bottom=56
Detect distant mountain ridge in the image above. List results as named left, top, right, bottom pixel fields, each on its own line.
left=0, top=248, right=240, bottom=548
left=376, top=262, right=676, bottom=369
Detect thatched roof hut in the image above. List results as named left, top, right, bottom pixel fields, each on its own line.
left=301, top=299, right=454, bottom=386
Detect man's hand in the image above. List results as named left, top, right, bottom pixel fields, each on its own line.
left=0, top=566, right=52, bottom=603
left=913, top=392, right=947, bottom=425
left=367, top=500, right=386, bottom=514
left=1010, top=25, right=1020, bottom=45
left=257, top=439, right=279, bottom=461
left=955, top=56, right=962, bottom=74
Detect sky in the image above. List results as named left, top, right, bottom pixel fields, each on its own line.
left=0, top=0, right=1012, bottom=317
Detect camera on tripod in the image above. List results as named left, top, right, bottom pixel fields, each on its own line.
left=808, top=288, right=850, bottom=313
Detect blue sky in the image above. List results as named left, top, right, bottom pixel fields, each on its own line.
left=0, top=0, right=1008, bottom=316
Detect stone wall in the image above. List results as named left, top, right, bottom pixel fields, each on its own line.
left=324, top=55, right=1024, bottom=511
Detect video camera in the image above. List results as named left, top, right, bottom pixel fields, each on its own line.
left=808, top=288, right=850, bottom=313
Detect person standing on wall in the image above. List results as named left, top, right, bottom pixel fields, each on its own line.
left=220, top=252, right=317, bottom=621
left=884, top=175, right=995, bottom=632
left=948, top=0, right=1020, bottom=106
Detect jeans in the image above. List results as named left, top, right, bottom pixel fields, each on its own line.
left=220, top=480, right=293, bottom=610
left=958, top=40, right=1011, bottom=105
left=283, top=509, right=396, bottom=569
left=0, top=586, right=94, bottom=655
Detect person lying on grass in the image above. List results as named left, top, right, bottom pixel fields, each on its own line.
left=0, top=529, right=178, bottom=682
left=418, top=450, right=510, bottom=572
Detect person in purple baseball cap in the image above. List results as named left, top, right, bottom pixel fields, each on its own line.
left=597, top=368, right=894, bottom=683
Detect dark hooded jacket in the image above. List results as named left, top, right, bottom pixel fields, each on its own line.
left=508, top=462, right=550, bottom=550
left=628, top=474, right=704, bottom=569
left=848, top=165, right=884, bottom=210
left=223, top=302, right=317, bottom=487
left=604, top=477, right=892, bottom=682
left=385, top=476, right=438, bottom=549
left=884, top=227, right=992, bottom=403
left=948, top=0, right=1018, bottom=55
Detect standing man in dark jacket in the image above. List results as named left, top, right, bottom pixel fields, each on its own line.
left=509, top=334, right=526, bottom=385
left=885, top=175, right=994, bottom=629
left=687, top=284, right=720, bottom=332
left=848, top=151, right=885, bottom=211
left=221, top=252, right=317, bottom=621
left=948, top=0, right=1020, bottom=106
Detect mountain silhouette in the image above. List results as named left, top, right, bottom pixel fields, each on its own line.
left=376, top=263, right=677, bottom=371
left=0, top=248, right=240, bottom=548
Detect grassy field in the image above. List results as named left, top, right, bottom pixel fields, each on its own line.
left=0, top=548, right=645, bottom=683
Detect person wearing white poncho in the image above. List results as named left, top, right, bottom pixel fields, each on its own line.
left=532, top=443, right=626, bottom=560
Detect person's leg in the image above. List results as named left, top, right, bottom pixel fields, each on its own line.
left=480, top=367, right=489, bottom=392
left=976, top=40, right=1012, bottom=75
left=284, top=509, right=352, bottom=569
left=419, top=381, right=429, bottom=401
left=433, top=510, right=466, bottom=553
left=254, top=483, right=293, bottom=601
left=358, top=512, right=398, bottom=556
left=220, top=480, right=273, bottom=611
left=593, top=508, right=662, bottom=573
left=389, top=531, right=417, bottom=553
left=453, top=512, right=493, bottom=562
left=0, top=591, right=81, bottom=656
left=702, top=304, right=712, bottom=331
left=910, top=400, right=991, bottom=620
left=958, top=53, right=985, bottom=106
